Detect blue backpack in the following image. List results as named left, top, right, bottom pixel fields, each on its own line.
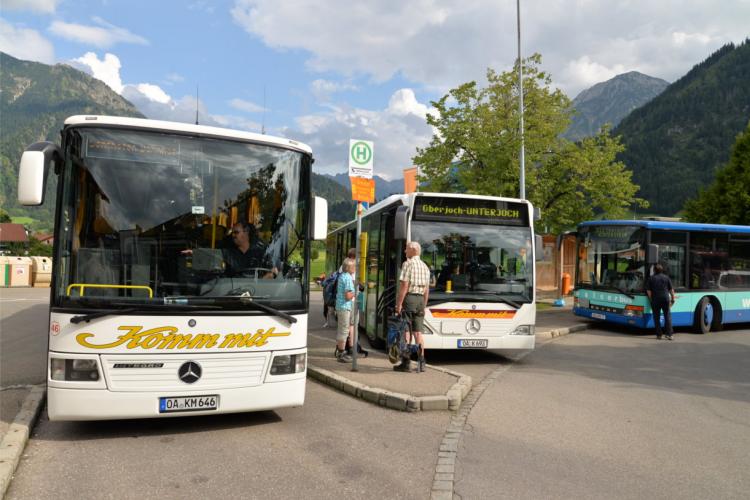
left=322, top=272, right=341, bottom=307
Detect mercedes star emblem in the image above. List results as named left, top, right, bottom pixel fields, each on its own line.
left=466, top=319, right=481, bottom=335
left=178, top=361, right=202, bottom=384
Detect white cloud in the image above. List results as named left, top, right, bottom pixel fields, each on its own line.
left=310, top=79, right=358, bottom=101
left=71, top=52, right=124, bottom=93
left=563, top=56, right=628, bottom=90
left=282, top=88, right=434, bottom=179
left=70, top=51, right=255, bottom=131
left=229, top=98, right=266, bottom=113
left=2, top=0, right=59, bottom=14
left=131, top=83, right=171, bottom=104
left=231, top=0, right=750, bottom=96
left=0, top=19, right=55, bottom=64
left=49, top=17, right=148, bottom=48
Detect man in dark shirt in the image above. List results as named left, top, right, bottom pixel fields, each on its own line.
left=223, top=222, right=274, bottom=278
left=646, top=264, right=676, bottom=340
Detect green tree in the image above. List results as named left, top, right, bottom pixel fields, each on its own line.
left=683, top=122, right=750, bottom=224
left=414, top=54, right=647, bottom=233
left=0, top=209, right=11, bottom=223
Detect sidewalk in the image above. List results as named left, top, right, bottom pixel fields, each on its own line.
left=307, top=298, right=589, bottom=412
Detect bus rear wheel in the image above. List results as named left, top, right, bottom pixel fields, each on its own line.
left=694, top=296, right=721, bottom=334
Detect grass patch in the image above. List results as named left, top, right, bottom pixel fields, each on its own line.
left=537, top=302, right=553, bottom=311
left=11, top=216, right=35, bottom=225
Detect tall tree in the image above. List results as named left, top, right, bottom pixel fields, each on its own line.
left=414, top=54, right=646, bottom=233
left=683, top=122, right=750, bottom=224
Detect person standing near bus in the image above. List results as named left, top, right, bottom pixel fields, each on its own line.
left=646, top=264, right=676, bottom=340
left=334, top=258, right=356, bottom=362
left=395, top=241, right=431, bottom=372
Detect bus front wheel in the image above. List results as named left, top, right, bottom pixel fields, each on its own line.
left=694, top=297, right=721, bottom=334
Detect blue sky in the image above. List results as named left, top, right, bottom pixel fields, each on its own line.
left=2, top=0, right=749, bottom=179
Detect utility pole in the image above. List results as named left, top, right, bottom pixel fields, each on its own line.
left=517, top=0, right=526, bottom=200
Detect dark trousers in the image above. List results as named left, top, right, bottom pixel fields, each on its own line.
left=651, top=298, right=673, bottom=336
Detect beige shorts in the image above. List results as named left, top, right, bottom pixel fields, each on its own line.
left=336, top=309, right=352, bottom=342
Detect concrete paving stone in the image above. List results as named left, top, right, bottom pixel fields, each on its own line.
left=436, top=464, right=454, bottom=474
left=437, top=456, right=456, bottom=466
left=435, top=473, right=454, bottom=482
left=406, top=398, right=420, bottom=411
left=359, top=387, right=382, bottom=404
left=432, top=480, right=453, bottom=491
left=430, top=491, right=453, bottom=500
left=384, top=393, right=408, bottom=411
left=342, top=380, right=364, bottom=396
left=420, top=396, right=449, bottom=411
left=439, top=442, right=458, bottom=452
left=437, top=451, right=456, bottom=458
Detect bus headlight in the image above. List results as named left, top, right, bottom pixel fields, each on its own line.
left=510, top=325, right=535, bottom=336
left=50, top=358, right=100, bottom=381
left=270, top=354, right=306, bottom=375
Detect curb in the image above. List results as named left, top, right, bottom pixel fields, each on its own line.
left=536, top=323, right=590, bottom=339
left=307, top=365, right=472, bottom=412
left=0, top=385, right=46, bottom=498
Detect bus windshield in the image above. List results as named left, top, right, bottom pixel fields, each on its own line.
left=411, top=220, right=533, bottom=303
left=576, top=225, right=646, bottom=293
left=54, top=127, right=309, bottom=312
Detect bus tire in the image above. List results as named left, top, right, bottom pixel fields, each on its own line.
left=694, top=296, right=721, bottom=334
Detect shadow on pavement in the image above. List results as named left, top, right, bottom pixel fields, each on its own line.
left=33, top=407, right=284, bottom=442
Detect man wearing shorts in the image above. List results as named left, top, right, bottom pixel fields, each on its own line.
left=334, top=258, right=356, bottom=362
left=395, top=241, right=431, bottom=372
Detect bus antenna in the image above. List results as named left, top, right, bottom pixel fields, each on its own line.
left=261, top=85, right=266, bottom=134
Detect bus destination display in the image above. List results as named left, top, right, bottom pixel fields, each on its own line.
left=413, top=196, right=528, bottom=226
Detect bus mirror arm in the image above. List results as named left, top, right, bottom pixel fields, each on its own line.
left=394, top=206, right=409, bottom=240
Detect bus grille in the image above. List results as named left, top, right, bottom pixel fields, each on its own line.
left=101, top=353, right=270, bottom=392
left=437, top=320, right=511, bottom=336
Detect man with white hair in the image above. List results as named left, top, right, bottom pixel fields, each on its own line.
left=395, top=241, right=431, bottom=372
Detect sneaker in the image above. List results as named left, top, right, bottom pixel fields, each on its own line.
left=666, top=335, right=674, bottom=340
left=337, top=352, right=352, bottom=363
left=656, top=335, right=662, bottom=340
left=393, top=361, right=411, bottom=372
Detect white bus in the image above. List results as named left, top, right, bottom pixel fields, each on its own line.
left=18, top=115, right=327, bottom=420
left=326, top=193, right=540, bottom=351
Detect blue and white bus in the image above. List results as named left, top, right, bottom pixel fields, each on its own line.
left=573, top=220, right=750, bottom=333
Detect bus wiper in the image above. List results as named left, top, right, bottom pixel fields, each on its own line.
left=217, top=294, right=298, bottom=324
left=473, top=290, right=522, bottom=309
left=70, top=303, right=221, bottom=324
left=611, top=286, right=635, bottom=299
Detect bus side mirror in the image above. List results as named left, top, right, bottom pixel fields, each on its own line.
left=394, top=206, right=409, bottom=240
left=647, top=244, right=659, bottom=265
left=312, top=196, right=328, bottom=240
left=18, top=141, right=61, bottom=206
left=535, top=234, right=544, bottom=261
left=533, top=207, right=541, bottom=221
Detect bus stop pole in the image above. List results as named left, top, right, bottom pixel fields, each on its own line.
left=351, top=202, right=362, bottom=372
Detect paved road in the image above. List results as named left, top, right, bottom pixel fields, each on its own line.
left=4, top=288, right=749, bottom=499
left=455, top=325, right=750, bottom=500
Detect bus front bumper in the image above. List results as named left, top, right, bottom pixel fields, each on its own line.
left=47, top=377, right=306, bottom=421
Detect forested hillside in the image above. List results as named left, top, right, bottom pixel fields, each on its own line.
left=614, top=40, right=750, bottom=215
left=311, top=172, right=356, bottom=222
left=0, top=52, right=143, bottom=229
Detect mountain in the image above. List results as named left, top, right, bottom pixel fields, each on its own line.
left=564, top=71, right=669, bottom=141
left=325, top=172, right=404, bottom=200
left=0, top=52, right=144, bottom=229
left=614, top=40, right=750, bottom=215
